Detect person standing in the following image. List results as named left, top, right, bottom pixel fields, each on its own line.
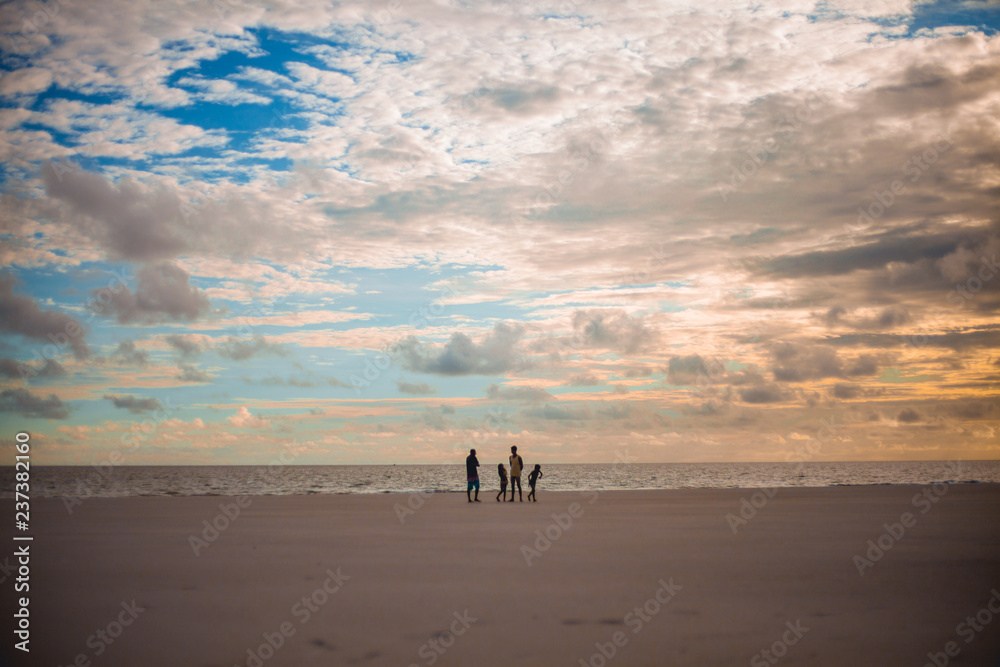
left=497, top=463, right=508, bottom=502
left=527, top=464, right=543, bottom=502
left=466, top=448, right=481, bottom=502
left=508, top=445, right=524, bottom=502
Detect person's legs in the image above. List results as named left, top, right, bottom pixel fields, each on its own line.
left=473, top=478, right=480, bottom=502
left=508, top=477, right=517, bottom=501
left=497, top=483, right=506, bottom=502
left=467, top=480, right=473, bottom=502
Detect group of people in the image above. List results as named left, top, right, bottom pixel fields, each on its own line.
left=465, top=445, right=542, bottom=502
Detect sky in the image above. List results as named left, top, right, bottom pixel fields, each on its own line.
left=0, top=0, right=998, bottom=466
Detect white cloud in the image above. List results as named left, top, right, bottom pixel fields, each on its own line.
left=175, top=77, right=273, bottom=105
left=227, top=406, right=270, bottom=428
left=0, top=67, right=53, bottom=96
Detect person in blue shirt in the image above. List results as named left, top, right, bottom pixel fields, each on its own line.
left=466, top=449, right=480, bottom=503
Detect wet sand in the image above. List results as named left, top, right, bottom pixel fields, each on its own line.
left=4, top=485, right=1000, bottom=666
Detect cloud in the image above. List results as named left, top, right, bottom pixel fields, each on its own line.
left=898, top=408, right=921, bottom=423
left=570, top=310, right=659, bottom=354
left=397, top=381, right=436, bottom=395
left=826, top=330, right=1000, bottom=352
left=523, top=404, right=593, bottom=420
left=753, top=224, right=996, bottom=280
left=0, top=276, right=89, bottom=358
left=164, top=334, right=203, bottom=360
left=42, top=163, right=193, bottom=262
left=770, top=342, right=881, bottom=382
left=0, top=357, right=66, bottom=379
left=483, top=83, right=560, bottom=115
left=486, top=383, right=552, bottom=403
left=92, top=263, right=212, bottom=324
left=939, top=399, right=1000, bottom=420
left=0, top=388, right=69, bottom=419
left=739, top=384, right=785, bottom=404
left=823, top=306, right=912, bottom=330
left=40, top=162, right=317, bottom=264
left=104, top=393, right=162, bottom=413
left=831, top=383, right=862, bottom=399
left=217, top=334, right=287, bottom=360
left=397, top=322, right=525, bottom=376
left=0, top=68, right=53, bottom=96
left=255, top=374, right=322, bottom=387
left=174, top=77, right=272, bottom=105
left=228, top=406, right=269, bottom=428
left=0, top=358, right=27, bottom=378
left=109, top=339, right=149, bottom=366
left=177, top=364, right=213, bottom=383
left=422, top=405, right=452, bottom=430
left=3, top=0, right=1000, bottom=464
left=563, top=373, right=602, bottom=386
left=667, top=355, right=713, bottom=384
left=846, top=354, right=880, bottom=376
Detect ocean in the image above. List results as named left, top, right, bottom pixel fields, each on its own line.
left=5, top=460, right=1000, bottom=498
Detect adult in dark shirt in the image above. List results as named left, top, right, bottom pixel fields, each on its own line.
left=466, top=448, right=480, bottom=503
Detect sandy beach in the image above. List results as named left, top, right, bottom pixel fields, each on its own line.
left=4, top=485, right=1000, bottom=666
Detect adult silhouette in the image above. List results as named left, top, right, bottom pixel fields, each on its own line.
left=466, top=448, right=480, bottom=502
left=508, top=445, right=524, bottom=502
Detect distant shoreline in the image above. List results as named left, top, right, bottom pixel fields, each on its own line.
left=8, top=458, right=1000, bottom=466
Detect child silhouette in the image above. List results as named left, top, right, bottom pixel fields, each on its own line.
left=497, top=463, right=508, bottom=502
left=527, top=464, right=543, bottom=502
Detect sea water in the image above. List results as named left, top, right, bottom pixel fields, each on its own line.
left=4, top=460, right=999, bottom=498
